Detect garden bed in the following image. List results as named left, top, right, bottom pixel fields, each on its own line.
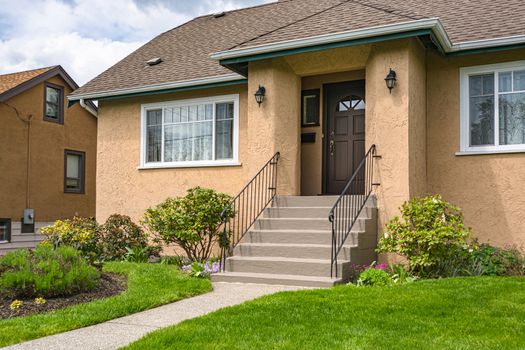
left=0, top=272, right=127, bottom=319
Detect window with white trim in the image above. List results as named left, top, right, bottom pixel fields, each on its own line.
left=460, top=61, right=525, bottom=153
left=141, top=94, right=239, bottom=168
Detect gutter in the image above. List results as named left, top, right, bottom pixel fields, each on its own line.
left=68, top=73, right=245, bottom=102
left=209, top=18, right=525, bottom=61
left=80, top=99, right=98, bottom=117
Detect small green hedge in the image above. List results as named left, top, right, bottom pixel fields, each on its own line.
left=0, top=245, right=100, bottom=299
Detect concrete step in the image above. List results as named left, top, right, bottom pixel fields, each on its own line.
left=254, top=217, right=368, bottom=231
left=243, top=229, right=368, bottom=245
left=212, top=271, right=343, bottom=288
left=272, top=195, right=376, bottom=208
left=263, top=206, right=375, bottom=219
left=234, top=242, right=375, bottom=261
left=225, top=256, right=350, bottom=278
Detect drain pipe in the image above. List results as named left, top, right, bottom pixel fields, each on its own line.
left=80, top=98, right=98, bottom=117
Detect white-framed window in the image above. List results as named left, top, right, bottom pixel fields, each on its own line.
left=460, top=60, right=525, bottom=154
left=140, top=94, right=239, bottom=168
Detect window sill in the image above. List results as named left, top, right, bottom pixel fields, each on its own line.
left=138, top=161, right=242, bottom=170
left=456, top=149, right=525, bottom=156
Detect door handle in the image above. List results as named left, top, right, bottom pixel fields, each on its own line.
left=329, top=131, right=335, bottom=156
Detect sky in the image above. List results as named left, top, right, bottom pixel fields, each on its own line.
left=0, top=0, right=273, bottom=85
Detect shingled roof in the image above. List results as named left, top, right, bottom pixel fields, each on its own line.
left=70, top=0, right=525, bottom=100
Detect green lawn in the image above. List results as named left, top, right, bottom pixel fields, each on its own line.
left=124, top=277, right=525, bottom=350
left=0, top=262, right=212, bottom=347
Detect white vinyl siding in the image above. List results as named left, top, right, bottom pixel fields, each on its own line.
left=140, top=94, right=239, bottom=168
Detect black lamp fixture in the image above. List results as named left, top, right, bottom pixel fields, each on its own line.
left=254, top=85, right=266, bottom=107
left=385, top=68, right=397, bottom=93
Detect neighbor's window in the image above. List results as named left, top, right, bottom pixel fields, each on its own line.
left=0, top=219, right=11, bottom=243
left=142, top=95, right=239, bottom=168
left=44, top=83, right=64, bottom=123
left=460, top=61, right=525, bottom=153
left=64, top=150, right=85, bottom=193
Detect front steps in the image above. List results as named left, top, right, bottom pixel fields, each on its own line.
left=212, top=195, right=378, bottom=287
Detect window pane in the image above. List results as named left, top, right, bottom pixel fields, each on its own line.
left=189, top=105, right=197, bottom=122
left=499, top=92, right=525, bottom=145
left=46, top=102, right=58, bottom=118
left=146, top=109, right=162, bottom=126
left=499, top=72, right=512, bottom=92
left=469, top=74, right=495, bottom=146
left=193, top=121, right=213, bottom=160
left=216, top=119, right=233, bottom=160
left=0, top=221, right=8, bottom=242
left=181, top=107, right=188, bottom=122
left=164, top=108, right=173, bottom=124
left=514, top=70, right=525, bottom=91
left=216, top=102, right=234, bottom=120
left=164, top=124, right=192, bottom=162
left=46, top=86, right=59, bottom=104
left=66, top=154, right=80, bottom=178
left=205, top=104, right=213, bottom=120
left=66, top=178, right=80, bottom=190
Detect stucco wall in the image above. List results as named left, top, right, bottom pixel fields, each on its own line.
left=0, top=75, right=97, bottom=222
left=365, top=39, right=427, bottom=233
left=247, top=58, right=301, bottom=195
left=427, top=48, right=525, bottom=247
left=96, top=85, right=250, bottom=222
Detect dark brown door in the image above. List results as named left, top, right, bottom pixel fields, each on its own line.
left=324, top=80, right=366, bottom=195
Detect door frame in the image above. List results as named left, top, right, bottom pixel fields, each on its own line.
left=321, top=80, right=366, bottom=195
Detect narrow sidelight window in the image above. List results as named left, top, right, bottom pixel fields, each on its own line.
left=64, top=150, right=85, bottom=193
left=0, top=219, right=11, bottom=243
left=44, top=83, right=64, bottom=123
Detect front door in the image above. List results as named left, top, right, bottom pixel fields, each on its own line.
left=324, top=80, right=366, bottom=195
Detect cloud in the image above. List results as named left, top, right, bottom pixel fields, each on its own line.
left=0, top=0, right=273, bottom=85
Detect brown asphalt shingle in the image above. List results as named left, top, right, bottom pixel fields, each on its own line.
left=0, top=66, right=56, bottom=95
left=71, top=0, right=525, bottom=98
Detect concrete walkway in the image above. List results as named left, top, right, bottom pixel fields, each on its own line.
left=4, top=282, right=306, bottom=350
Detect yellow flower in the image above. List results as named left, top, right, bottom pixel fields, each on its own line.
left=34, top=297, right=46, bottom=305
left=10, top=300, right=23, bottom=311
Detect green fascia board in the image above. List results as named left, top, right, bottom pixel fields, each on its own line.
left=96, top=79, right=248, bottom=102
left=219, top=29, right=435, bottom=65
left=445, top=43, right=525, bottom=57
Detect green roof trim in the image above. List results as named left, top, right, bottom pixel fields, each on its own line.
left=219, top=29, right=435, bottom=65
left=96, top=79, right=248, bottom=102
left=445, top=43, right=525, bottom=57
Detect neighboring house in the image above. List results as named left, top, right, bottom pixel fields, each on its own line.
left=70, top=0, right=525, bottom=285
left=0, top=66, right=97, bottom=254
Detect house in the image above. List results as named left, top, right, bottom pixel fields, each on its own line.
left=0, top=66, right=97, bottom=254
left=69, top=0, right=525, bottom=286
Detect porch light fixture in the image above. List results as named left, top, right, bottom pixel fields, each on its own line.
left=385, top=68, right=397, bottom=93
left=254, top=85, right=266, bottom=107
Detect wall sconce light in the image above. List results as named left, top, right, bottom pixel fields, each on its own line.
left=385, top=68, right=397, bottom=93
left=254, top=85, right=266, bottom=107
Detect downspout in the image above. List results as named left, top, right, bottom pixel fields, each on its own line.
left=80, top=98, right=98, bottom=117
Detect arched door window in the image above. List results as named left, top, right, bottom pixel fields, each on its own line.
left=337, top=96, right=365, bottom=112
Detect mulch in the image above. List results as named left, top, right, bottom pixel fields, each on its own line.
left=0, top=272, right=127, bottom=319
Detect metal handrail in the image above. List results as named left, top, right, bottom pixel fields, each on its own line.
left=219, top=152, right=280, bottom=272
left=329, top=144, right=376, bottom=278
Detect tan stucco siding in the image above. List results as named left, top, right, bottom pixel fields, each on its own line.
left=96, top=85, right=250, bottom=222
left=0, top=75, right=97, bottom=221
left=427, top=49, right=525, bottom=247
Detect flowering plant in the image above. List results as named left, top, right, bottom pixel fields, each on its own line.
left=182, top=260, right=220, bottom=278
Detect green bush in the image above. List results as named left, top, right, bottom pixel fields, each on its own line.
left=377, top=195, right=471, bottom=276
left=142, top=187, right=233, bottom=261
left=0, top=245, right=100, bottom=299
left=357, top=268, right=392, bottom=287
left=40, top=217, right=99, bottom=263
left=98, top=214, right=160, bottom=261
left=41, top=215, right=160, bottom=263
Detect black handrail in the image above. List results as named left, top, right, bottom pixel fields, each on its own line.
left=329, top=144, right=376, bottom=278
left=219, top=152, right=280, bottom=272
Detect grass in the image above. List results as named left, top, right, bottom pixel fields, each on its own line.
left=124, top=277, right=525, bottom=350
left=0, top=262, right=212, bottom=347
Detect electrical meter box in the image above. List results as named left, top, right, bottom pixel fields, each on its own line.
left=23, top=208, right=34, bottom=224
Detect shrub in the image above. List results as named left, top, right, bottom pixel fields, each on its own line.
left=124, top=246, right=150, bottom=263
left=377, top=195, right=471, bottom=276
left=98, top=214, right=159, bottom=261
left=142, top=187, right=233, bottom=261
left=0, top=245, right=100, bottom=299
left=41, top=217, right=99, bottom=263
left=357, top=268, right=392, bottom=287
